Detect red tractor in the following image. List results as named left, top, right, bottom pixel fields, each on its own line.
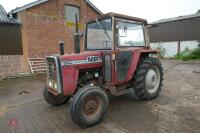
left=43, top=13, right=164, bottom=128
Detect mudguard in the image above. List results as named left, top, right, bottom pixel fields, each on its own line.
left=115, top=49, right=158, bottom=85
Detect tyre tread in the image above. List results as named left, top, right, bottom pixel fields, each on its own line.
left=133, top=57, right=164, bottom=100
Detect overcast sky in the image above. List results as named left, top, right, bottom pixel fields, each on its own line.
left=0, top=0, right=199, bottom=22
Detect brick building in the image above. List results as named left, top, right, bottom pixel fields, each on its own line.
left=10, top=0, right=102, bottom=58
left=0, top=0, right=102, bottom=78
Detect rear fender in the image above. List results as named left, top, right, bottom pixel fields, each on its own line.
left=129, top=49, right=159, bottom=78
left=140, top=49, right=159, bottom=57
left=118, top=49, right=158, bottom=85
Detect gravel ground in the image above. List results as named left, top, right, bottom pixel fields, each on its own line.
left=0, top=60, right=200, bottom=133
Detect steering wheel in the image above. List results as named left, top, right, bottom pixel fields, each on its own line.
left=102, top=40, right=112, bottom=48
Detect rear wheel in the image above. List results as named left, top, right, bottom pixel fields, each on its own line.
left=43, top=87, right=70, bottom=106
left=70, top=86, right=108, bottom=128
left=133, top=57, right=164, bottom=100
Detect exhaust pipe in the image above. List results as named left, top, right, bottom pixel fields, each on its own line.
left=59, top=41, right=64, bottom=55
left=74, top=14, right=80, bottom=54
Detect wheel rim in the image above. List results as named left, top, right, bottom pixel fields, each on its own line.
left=145, top=66, right=161, bottom=94
left=81, top=95, right=103, bottom=119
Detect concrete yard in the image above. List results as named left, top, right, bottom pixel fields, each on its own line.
left=0, top=60, right=200, bottom=133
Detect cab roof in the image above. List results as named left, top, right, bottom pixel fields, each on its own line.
left=97, top=12, right=148, bottom=24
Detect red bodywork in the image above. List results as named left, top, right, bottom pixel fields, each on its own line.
left=59, top=48, right=158, bottom=96
left=60, top=51, right=103, bottom=95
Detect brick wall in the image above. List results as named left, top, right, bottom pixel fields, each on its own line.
left=17, top=0, right=100, bottom=58
left=0, top=55, right=29, bottom=79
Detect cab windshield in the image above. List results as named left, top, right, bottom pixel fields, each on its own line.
left=86, top=18, right=113, bottom=50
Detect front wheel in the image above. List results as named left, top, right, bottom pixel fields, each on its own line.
left=133, top=57, right=164, bottom=100
left=43, top=87, right=70, bottom=106
left=70, top=86, right=109, bottom=128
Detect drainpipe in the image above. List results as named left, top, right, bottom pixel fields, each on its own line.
left=177, top=41, right=181, bottom=54
left=74, top=14, right=80, bottom=54
left=59, top=41, right=64, bottom=55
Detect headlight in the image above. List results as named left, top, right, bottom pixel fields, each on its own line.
left=49, top=81, right=53, bottom=87
left=48, top=80, right=58, bottom=89
left=54, top=83, right=57, bottom=89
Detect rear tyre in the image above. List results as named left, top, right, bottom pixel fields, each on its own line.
left=133, top=57, right=164, bottom=100
left=43, top=87, right=70, bottom=106
left=70, top=86, right=109, bottom=128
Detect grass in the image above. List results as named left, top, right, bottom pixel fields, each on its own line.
left=175, top=45, right=200, bottom=61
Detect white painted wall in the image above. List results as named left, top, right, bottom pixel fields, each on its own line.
left=150, top=40, right=199, bottom=58
left=180, top=41, right=199, bottom=52
left=150, top=42, right=177, bottom=57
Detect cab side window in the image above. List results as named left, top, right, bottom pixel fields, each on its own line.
left=117, top=21, right=145, bottom=47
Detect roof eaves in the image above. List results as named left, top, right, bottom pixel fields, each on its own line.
left=10, top=0, right=48, bottom=14
left=0, top=20, right=21, bottom=24
left=0, top=5, right=19, bottom=24
left=84, top=0, right=103, bottom=15
left=10, top=0, right=103, bottom=15
left=151, top=13, right=200, bottom=24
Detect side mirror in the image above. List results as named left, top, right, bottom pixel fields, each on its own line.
left=120, top=27, right=127, bottom=37
left=117, top=24, right=127, bottom=37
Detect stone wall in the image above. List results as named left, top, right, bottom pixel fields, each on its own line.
left=0, top=55, right=29, bottom=79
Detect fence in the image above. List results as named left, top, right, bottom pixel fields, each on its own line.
left=28, top=58, right=47, bottom=74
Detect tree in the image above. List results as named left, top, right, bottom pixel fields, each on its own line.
left=197, top=10, right=200, bottom=14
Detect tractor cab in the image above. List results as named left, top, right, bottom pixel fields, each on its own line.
left=85, top=13, right=153, bottom=86
left=44, top=12, right=163, bottom=128
left=86, top=12, right=149, bottom=51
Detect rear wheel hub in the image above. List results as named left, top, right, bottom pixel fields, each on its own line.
left=145, top=66, right=161, bottom=94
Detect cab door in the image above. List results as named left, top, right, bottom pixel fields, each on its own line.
left=114, top=19, right=146, bottom=84
left=115, top=50, right=132, bottom=83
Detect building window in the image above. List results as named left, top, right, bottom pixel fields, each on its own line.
left=64, top=5, right=80, bottom=23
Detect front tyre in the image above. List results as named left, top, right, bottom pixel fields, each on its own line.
left=70, top=86, right=109, bottom=128
left=43, top=87, right=70, bottom=106
left=133, top=57, right=164, bottom=100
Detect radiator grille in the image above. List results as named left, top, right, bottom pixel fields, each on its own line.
left=47, top=58, right=57, bottom=81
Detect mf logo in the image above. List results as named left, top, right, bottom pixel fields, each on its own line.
left=87, top=56, right=100, bottom=63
